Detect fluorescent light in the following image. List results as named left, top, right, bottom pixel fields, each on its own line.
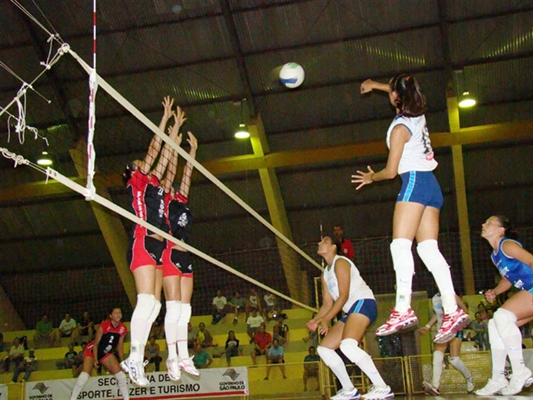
left=458, top=91, right=476, bottom=108
left=37, top=151, right=53, bottom=166
left=234, top=124, right=250, bottom=139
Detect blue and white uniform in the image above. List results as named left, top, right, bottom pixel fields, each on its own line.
left=387, top=114, right=443, bottom=209
left=323, top=255, right=377, bottom=323
left=492, top=238, right=533, bottom=293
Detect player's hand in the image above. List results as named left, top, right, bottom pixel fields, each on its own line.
left=417, top=327, right=429, bottom=335
left=162, top=96, right=175, bottom=120
left=174, top=106, right=187, bottom=128
left=186, top=131, right=198, bottom=152
left=306, top=319, right=318, bottom=333
left=360, top=79, right=374, bottom=94
left=351, top=166, right=375, bottom=190
left=485, top=289, right=496, bottom=303
left=317, top=318, right=330, bottom=336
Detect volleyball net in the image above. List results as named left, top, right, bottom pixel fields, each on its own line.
left=0, top=9, right=322, bottom=323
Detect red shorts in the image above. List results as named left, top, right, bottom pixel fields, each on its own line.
left=127, top=235, right=165, bottom=272
left=84, top=342, right=113, bottom=363
left=161, top=246, right=194, bottom=278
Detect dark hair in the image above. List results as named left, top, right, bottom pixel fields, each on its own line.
left=332, top=238, right=344, bottom=256
left=309, top=346, right=316, bottom=351
left=494, top=215, right=519, bottom=240
left=389, top=74, right=427, bottom=117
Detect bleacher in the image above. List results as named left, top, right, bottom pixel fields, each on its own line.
left=0, top=308, right=321, bottom=399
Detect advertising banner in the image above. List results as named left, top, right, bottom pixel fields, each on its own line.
left=0, top=384, right=8, bottom=400
left=24, top=367, right=248, bottom=400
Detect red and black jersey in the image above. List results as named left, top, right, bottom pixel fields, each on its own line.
left=127, top=171, right=165, bottom=237
left=164, top=192, right=193, bottom=242
left=94, top=319, right=127, bottom=361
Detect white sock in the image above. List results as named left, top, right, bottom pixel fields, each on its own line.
left=130, top=294, right=156, bottom=362
left=494, top=308, right=524, bottom=375
left=390, top=238, right=414, bottom=312
left=488, top=318, right=507, bottom=382
left=340, top=338, right=387, bottom=387
left=432, top=350, right=444, bottom=388
left=177, top=303, right=192, bottom=359
left=165, top=300, right=181, bottom=360
left=417, top=240, right=457, bottom=314
left=317, top=346, right=354, bottom=390
left=449, top=356, right=472, bottom=380
left=70, top=371, right=89, bottom=400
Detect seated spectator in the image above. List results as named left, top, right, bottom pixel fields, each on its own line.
left=34, top=314, right=56, bottom=348
left=222, top=330, right=240, bottom=367
left=187, top=322, right=195, bottom=349
left=228, top=291, right=246, bottom=325
left=471, top=312, right=489, bottom=351
left=78, top=311, right=95, bottom=342
left=303, top=346, right=320, bottom=391
left=250, top=324, right=271, bottom=365
left=192, top=343, right=212, bottom=369
left=265, top=339, right=286, bottom=380
left=246, top=308, right=265, bottom=344
left=3, top=337, right=25, bottom=372
left=245, top=287, right=260, bottom=321
left=150, top=315, right=165, bottom=340
left=263, top=291, right=278, bottom=321
left=195, top=322, right=218, bottom=348
left=273, top=316, right=290, bottom=346
left=212, top=289, right=229, bottom=325
left=57, top=343, right=78, bottom=369
left=72, top=342, right=87, bottom=378
left=144, top=336, right=162, bottom=372
left=12, top=348, right=37, bottom=383
left=58, top=312, right=80, bottom=345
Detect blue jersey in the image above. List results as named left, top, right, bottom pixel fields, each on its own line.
left=491, top=238, right=533, bottom=292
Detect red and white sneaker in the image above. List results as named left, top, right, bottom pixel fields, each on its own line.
left=433, top=307, right=470, bottom=343
left=179, top=356, right=200, bottom=377
left=375, top=308, right=418, bottom=336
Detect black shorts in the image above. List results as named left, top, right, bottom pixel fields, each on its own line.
left=161, top=248, right=193, bottom=278
left=127, top=235, right=165, bottom=271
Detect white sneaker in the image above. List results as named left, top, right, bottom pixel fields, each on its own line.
left=375, top=309, right=418, bottom=336
left=474, top=378, right=507, bottom=395
left=179, top=356, right=200, bottom=377
left=500, top=367, right=533, bottom=395
left=466, top=376, right=475, bottom=393
left=363, top=384, right=394, bottom=399
left=166, top=358, right=181, bottom=381
left=330, top=387, right=360, bottom=400
left=120, top=358, right=149, bottom=387
left=422, top=381, right=439, bottom=396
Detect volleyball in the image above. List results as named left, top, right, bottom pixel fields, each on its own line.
left=279, top=62, right=305, bottom=89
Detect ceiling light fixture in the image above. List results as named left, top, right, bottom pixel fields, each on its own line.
left=458, top=91, right=476, bottom=108
left=234, top=123, right=250, bottom=139
left=37, top=151, right=53, bottom=166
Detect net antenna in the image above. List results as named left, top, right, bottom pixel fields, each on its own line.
left=85, top=0, right=98, bottom=200
left=319, top=220, right=325, bottom=268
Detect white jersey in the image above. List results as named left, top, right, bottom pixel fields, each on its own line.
left=323, top=255, right=374, bottom=313
left=386, top=114, right=438, bottom=174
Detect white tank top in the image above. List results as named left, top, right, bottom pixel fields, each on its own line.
left=386, top=114, right=438, bottom=174
left=323, top=255, right=374, bottom=313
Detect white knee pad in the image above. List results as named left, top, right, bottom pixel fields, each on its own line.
left=317, top=346, right=342, bottom=367
left=416, top=240, right=448, bottom=273
left=133, top=294, right=157, bottom=320
left=339, top=338, right=365, bottom=365
left=148, top=300, right=162, bottom=325
left=166, top=300, right=182, bottom=322
left=493, top=308, right=519, bottom=337
left=390, top=238, right=414, bottom=275
left=178, top=303, right=192, bottom=325
left=78, top=371, right=90, bottom=386
left=488, top=318, right=505, bottom=350
left=115, top=371, right=127, bottom=386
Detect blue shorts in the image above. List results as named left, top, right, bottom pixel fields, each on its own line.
left=340, top=298, right=378, bottom=325
left=397, top=171, right=443, bottom=210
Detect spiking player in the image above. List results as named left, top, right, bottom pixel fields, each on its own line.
left=353, top=74, right=469, bottom=343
